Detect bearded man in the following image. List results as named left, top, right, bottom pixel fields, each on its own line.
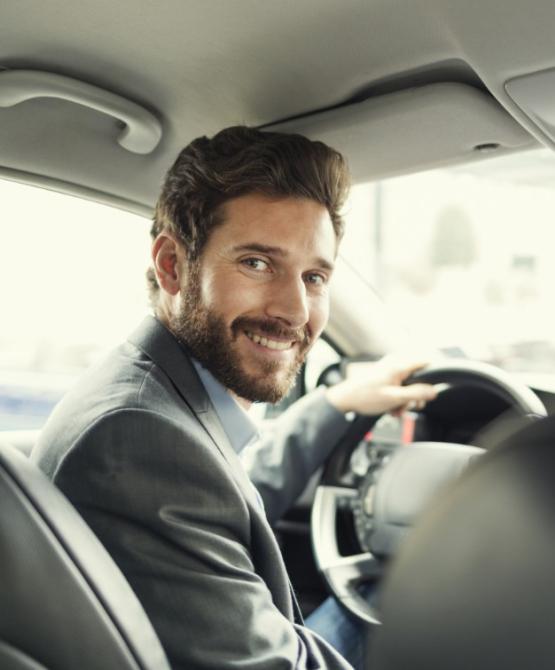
left=33, top=127, right=435, bottom=670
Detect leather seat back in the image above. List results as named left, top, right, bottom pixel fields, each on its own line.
left=0, top=442, right=170, bottom=670
left=372, top=415, right=555, bottom=670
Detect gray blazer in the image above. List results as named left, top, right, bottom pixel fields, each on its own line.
left=32, top=316, right=353, bottom=670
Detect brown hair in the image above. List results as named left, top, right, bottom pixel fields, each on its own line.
left=147, top=125, right=350, bottom=304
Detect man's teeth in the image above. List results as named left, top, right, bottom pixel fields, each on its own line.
left=246, top=331, right=292, bottom=351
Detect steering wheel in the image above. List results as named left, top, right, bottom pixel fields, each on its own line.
left=310, top=359, right=547, bottom=626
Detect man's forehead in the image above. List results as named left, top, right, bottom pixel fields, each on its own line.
left=216, top=193, right=336, bottom=251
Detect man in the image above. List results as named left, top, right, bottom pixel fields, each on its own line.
left=33, top=127, right=435, bottom=669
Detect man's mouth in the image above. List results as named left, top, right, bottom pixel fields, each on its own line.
left=245, top=330, right=294, bottom=351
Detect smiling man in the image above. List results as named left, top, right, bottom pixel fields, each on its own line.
left=34, top=127, right=435, bottom=670
left=157, top=194, right=335, bottom=405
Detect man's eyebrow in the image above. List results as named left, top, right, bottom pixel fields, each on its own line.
left=232, top=243, right=334, bottom=271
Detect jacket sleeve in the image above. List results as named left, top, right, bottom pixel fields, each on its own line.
left=52, top=408, right=352, bottom=670
left=241, top=388, right=353, bottom=526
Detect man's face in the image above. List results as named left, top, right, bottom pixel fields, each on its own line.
left=171, top=193, right=337, bottom=403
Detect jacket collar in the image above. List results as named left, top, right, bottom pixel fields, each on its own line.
left=127, top=315, right=232, bottom=459
left=127, top=316, right=269, bottom=515
left=192, top=360, right=259, bottom=455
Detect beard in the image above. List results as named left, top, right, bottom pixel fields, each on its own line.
left=170, top=264, right=312, bottom=403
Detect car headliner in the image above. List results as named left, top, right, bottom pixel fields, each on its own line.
left=2, top=0, right=555, bottom=216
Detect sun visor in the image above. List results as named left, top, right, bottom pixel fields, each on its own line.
left=268, top=82, right=535, bottom=182
left=505, top=69, right=555, bottom=148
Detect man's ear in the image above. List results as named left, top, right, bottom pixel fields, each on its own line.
left=151, top=233, right=185, bottom=296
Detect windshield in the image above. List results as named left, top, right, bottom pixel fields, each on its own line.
left=342, top=147, right=555, bottom=382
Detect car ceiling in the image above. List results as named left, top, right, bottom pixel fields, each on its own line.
left=2, top=0, right=555, bottom=215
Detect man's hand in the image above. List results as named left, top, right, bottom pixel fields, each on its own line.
left=325, top=354, right=437, bottom=416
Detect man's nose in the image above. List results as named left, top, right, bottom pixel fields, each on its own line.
left=265, top=276, right=309, bottom=329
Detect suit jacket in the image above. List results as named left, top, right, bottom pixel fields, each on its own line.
left=32, top=316, right=354, bottom=670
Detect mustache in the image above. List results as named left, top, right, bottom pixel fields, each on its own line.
left=232, top=317, right=311, bottom=346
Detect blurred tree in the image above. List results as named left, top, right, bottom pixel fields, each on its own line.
left=394, top=262, right=435, bottom=294
left=429, top=206, right=477, bottom=268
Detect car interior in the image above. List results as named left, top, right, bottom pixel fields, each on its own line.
left=0, top=444, right=170, bottom=669
left=2, top=1, right=555, bottom=667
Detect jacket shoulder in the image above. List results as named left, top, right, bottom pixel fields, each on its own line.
left=32, top=340, right=197, bottom=477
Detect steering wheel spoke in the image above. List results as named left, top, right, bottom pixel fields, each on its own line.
left=321, top=552, right=382, bottom=578
left=311, top=485, right=384, bottom=625
left=322, top=552, right=383, bottom=594
left=324, top=555, right=383, bottom=625
left=311, top=485, right=358, bottom=571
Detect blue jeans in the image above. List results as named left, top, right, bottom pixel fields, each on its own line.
left=305, top=591, right=374, bottom=670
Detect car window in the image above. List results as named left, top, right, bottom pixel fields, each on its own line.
left=341, top=148, right=555, bottom=386
left=0, top=178, right=150, bottom=430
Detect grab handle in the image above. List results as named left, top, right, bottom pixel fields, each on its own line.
left=0, top=69, right=162, bottom=154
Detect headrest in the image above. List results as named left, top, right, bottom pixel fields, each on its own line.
left=372, top=415, right=555, bottom=670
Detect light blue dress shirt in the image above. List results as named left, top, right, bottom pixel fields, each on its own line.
left=192, top=359, right=260, bottom=454
left=192, top=360, right=266, bottom=512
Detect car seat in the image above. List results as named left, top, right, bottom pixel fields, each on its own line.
left=0, top=442, right=170, bottom=670
left=371, top=414, right=555, bottom=670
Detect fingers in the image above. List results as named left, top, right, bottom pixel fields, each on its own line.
left=373, top=352, right=434, bottom=384
left=345, top=356, right=431, bottom=387
left=397, top=357, right=430, bottom=377
left=406, top=399, right=426, bottom=411
left=396, top=359, right=431, bottom=378
left=325, top=370, right=437, bottom=416
left=385, top=383, right=437, bottom=414
left=393, top=383, right=437, bottom=403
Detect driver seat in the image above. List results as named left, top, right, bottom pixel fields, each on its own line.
left=372, top=414, right=555, bottom=670
left=0, top=442, right=170, bottom=670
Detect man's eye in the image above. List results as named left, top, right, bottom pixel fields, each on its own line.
left=305, top=272, right=326, bottom=286
left=242, top=258, right=269, bottom=271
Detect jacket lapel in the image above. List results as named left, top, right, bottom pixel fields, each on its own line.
left=128, top=317, right=228, bottom=440
left=129, top=317, right=300, bottom=622
left=127, top=316, right=265, bottom=514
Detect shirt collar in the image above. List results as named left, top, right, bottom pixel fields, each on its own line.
left=192, top=359, right=260, bottom=454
